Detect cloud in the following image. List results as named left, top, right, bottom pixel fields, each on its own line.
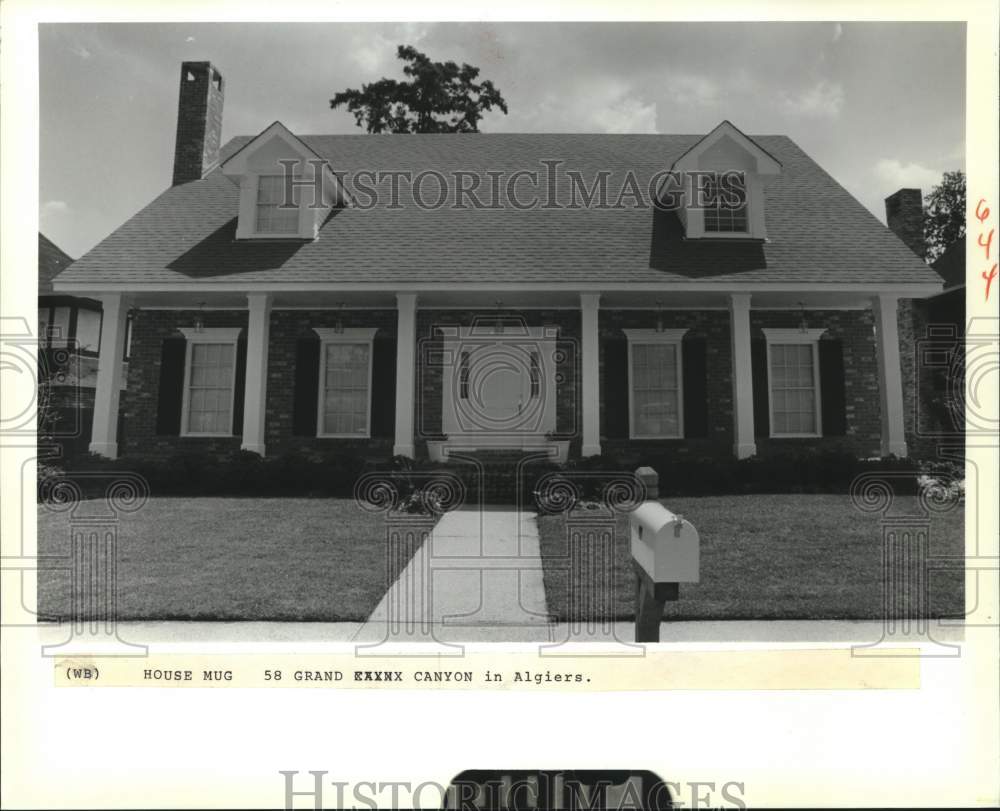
left=69, top=43, right=92, bottom=60
left=511, top=79, right=657, bottom=133
left=41, top=200, right=69, bottom=215
left=663, top=74, right=719, bottom=107
left=832, top=23, right=843, bottom=42
left=347, top=25, right=430, bottom=75
left=874, top=158, right=943, bottom=192
left=780, top=80, right=844, bottom=118
left=589, top=95, right=657, bottom=133
left=185, top=36, right=196, bottom=43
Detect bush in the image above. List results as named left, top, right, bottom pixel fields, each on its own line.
left=41, top=448, right=370, bottom=499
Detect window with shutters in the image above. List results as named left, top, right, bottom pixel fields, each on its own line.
left=314, top=327, right=377, bottom=438
left=178, top=327, right=242, bottom=436
left=624, top=329, right=688, bottom=439
left=763, top=328, right=826, bottom=438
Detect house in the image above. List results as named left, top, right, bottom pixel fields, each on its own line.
left=51, top=61, right=943, bottom=469
left=883, top=188, right=966, bottom=455
left=37, top=233, right=110, bottom=455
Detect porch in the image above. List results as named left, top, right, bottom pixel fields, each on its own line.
left=86, top=287, right=915, bottom=463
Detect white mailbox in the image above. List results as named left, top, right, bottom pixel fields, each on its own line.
left=629, top=501, right=700, bottom=584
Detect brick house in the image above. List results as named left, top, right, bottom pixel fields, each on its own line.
left=51, top=61, right=943, bottom=466
left=884, top=187, right=966, bottom=458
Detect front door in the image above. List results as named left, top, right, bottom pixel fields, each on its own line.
left=441, top=325, right=557, bottom=444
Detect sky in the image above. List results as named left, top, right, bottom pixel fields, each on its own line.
left=39, top=21, right=966, bottom=258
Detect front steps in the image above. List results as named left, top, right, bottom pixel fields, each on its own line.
left=434, top=450, right=558, bottom=506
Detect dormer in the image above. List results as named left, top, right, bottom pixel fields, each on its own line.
left=671, top=120, right=781, bottom=241
left=221, top=121, right=347, bottom=240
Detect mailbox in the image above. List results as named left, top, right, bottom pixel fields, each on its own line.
left=629, top=502, right=699, bottom=585
left=628, top=467, right=700, bottom=642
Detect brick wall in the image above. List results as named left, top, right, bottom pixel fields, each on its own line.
left=120, top=306, right=887, bottom=464
left=265, top=309, right=396, bottom=459
left=600, top=308, right=882, bottom=462
left=751, top=309, right=880, bottom=456
left=600, top=309, right=733, bottom=460
left=121, top=309, right=247, bottom=458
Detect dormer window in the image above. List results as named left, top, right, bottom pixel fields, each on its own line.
left=255, top=175, right=299, bottom=234
left=672, top=120, right=781, bottom=241
left=222, top=121, right=348, bottom=241
left=703, top=175, right=748, bottom=233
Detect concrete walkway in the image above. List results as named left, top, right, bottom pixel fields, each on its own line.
left=352, top=506, right=551, bottom=645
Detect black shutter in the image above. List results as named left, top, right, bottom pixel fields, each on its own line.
left=682, top=336, right=708, bottom=438
left=231, top=334, right=247, bottom=436
left=751, top=338, right=770, bottom=438
left=371, top=335, right=396, bottom=438
left=819, top=338, right=847, bottom=436
left=292, top=337, right=320, bottom=437
left=155, top=336, right=186, bottom=435
left=603, top=337, right=630, bottom=439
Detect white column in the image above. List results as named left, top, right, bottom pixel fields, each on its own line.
left=241, top=293, right=272, bottom=456
left=872, top=294, right=908, bottom=458
left=393, top=293, right=418, bottom=458
left=580, top=292, right=602, bottom=457
left=729, top=293, right=757, bottom=459
left=88, top=294, right=128, bottom=458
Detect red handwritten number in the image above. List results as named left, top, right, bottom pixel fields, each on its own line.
left=976, top=199, right=996, bottom=301
left=978, top=229, right=994, bottom=261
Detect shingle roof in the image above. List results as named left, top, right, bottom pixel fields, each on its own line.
left=55, top=133, right=942, bottom=289
left=931, top=237, right=965, bottom=290
left=38, top=233, right=74, bottom=295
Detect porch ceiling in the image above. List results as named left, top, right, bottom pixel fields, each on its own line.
left=123, top=288, right=893, bottom=311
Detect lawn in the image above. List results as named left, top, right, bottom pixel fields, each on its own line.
left=536, top=495, right=965, bottom=621
left=37, top=498, right=434, bottom=622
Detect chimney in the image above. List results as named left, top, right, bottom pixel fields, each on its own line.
left=172, top=61, right=224, bottom=186
left=884, top=188, right=925, bottom=259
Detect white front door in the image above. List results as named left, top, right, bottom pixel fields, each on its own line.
left=441, top=325, right=557, bottom=444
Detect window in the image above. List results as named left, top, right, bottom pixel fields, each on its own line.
left=255, top=174, right=299, bottom=234
left=624, top=329, right=687, bottom=439
left=75, top=309, right=102, bottom=354
left=702, top=174, right=748, bottom=233
left=763, top=328, right=825, bottom=437
left=48, top=306, right=72, bottom=347
left=314, top=328, right=377, bottom=437
left=179, top=327, right=241, bottom=436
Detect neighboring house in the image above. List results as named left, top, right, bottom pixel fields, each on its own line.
left=884, top=190, right=966, bottom=456
left=51, top=61, right=943, bottom=467
left=38, top=234, right=100, bottom=455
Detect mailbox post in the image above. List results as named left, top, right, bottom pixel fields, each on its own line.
left=629, top=467, right=700, bottom=642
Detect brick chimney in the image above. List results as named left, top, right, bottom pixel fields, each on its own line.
left=884, top=188, right=925, bottom=259
left=172, top=61, right=224, bottom=186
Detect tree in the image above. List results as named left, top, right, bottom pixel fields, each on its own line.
left=331, top=45, right=508, bottom=133
left=923, top=171, right=965, bottom=262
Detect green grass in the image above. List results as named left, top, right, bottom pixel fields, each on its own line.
left=37, top=498, right=434, bottom=622
left=537, top=495, right=965, bottom=621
